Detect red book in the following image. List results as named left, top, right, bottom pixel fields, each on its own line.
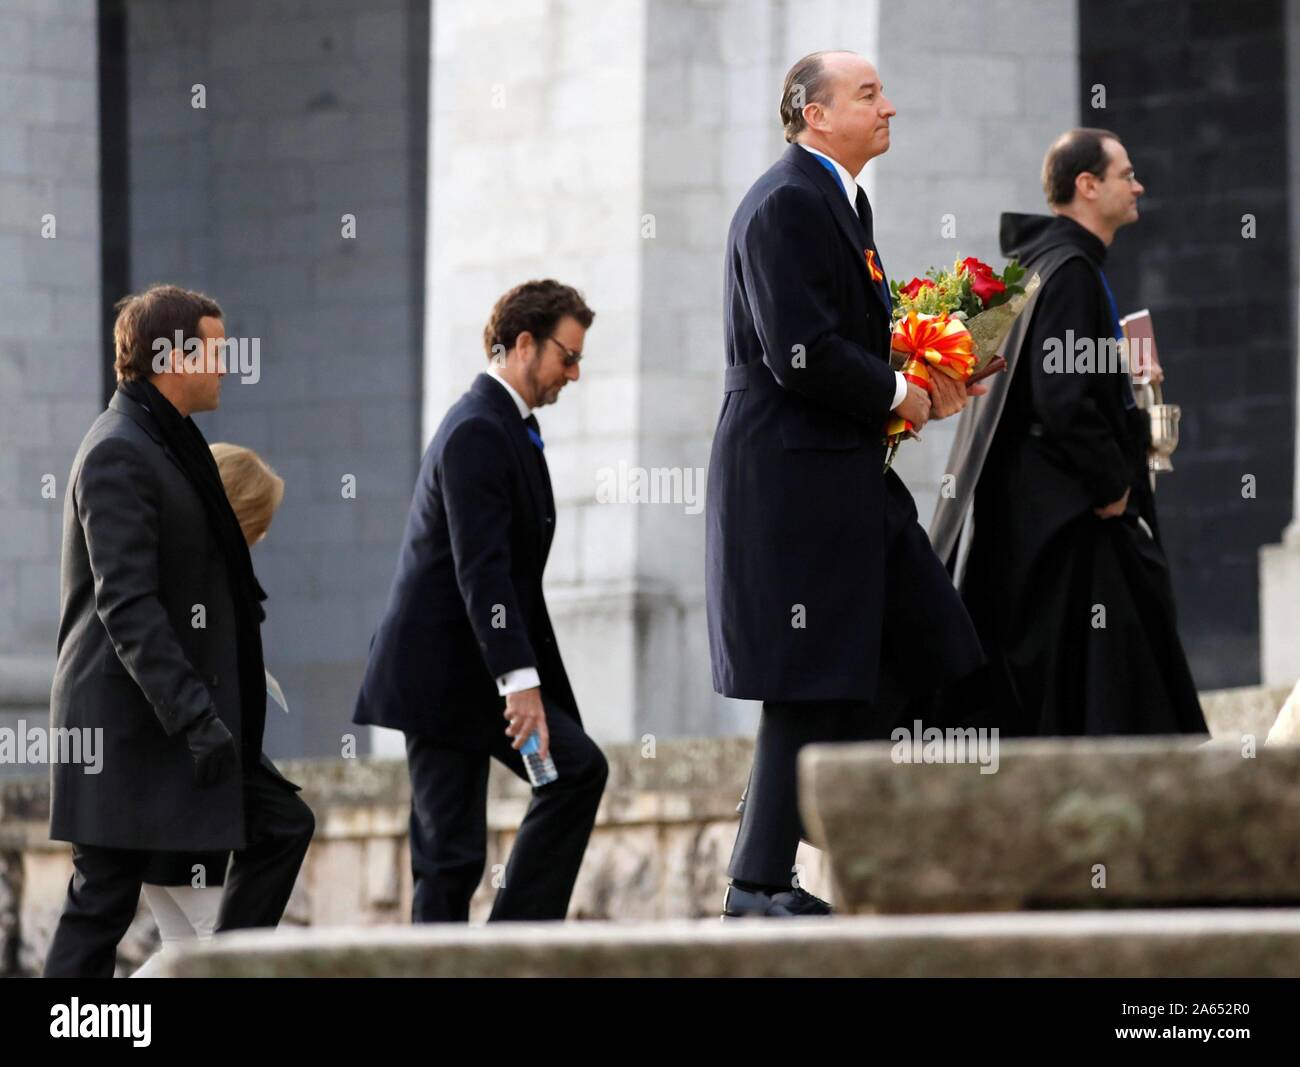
left=1119, top=309, right=1161, bottom=383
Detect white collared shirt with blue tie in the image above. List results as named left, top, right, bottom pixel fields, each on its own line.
left=485, top=365, right=544, bottom=697
left=799, top=143, right=908, bottom=412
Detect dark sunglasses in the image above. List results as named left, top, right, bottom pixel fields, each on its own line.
left=546, top=337, right=583, bottom=368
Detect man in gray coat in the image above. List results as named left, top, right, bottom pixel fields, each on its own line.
left=43, top=284, right=314, bottom=978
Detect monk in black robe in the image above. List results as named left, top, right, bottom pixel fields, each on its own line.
left=931, top=128, right=1207, bottom=738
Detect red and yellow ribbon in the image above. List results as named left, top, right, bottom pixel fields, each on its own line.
left=866, top=249, right=884, bottom=283
left=885, top=311, right=976, bottom=438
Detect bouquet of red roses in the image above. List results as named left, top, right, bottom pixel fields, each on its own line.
left=884, top=256, right=1039, bottom=468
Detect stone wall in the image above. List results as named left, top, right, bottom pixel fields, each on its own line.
left=123, top=0, right=431, bottom=760
left=2, top=735, right=831, bottom=976
left=1, top=0, right=1293, bottom=779
left=1255, top=0, right=1300, bottom=688
left=420, top=0, right=1082, bottom=746
left=1, top=685, right=1284, bottom=976
left=0, top=0, right=102, bottom=743
left=1080, top=0, right=1295, bottom=689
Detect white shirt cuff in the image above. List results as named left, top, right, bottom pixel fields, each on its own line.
left=496, top=667, right=541, bottom=696
left=890, top=371, right=908, bottom=411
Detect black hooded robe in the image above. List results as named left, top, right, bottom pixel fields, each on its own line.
left=930, top=213, right=1207, bottom=738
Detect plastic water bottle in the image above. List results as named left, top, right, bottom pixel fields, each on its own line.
left=520, top=732, right=558, bottom=787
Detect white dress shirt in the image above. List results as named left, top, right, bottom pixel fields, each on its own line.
left=484, top=367, right=542, bottom=697
left=487, top=364, right=531, bottom=420
left=800, top=144, right=861, bottom=213
left=799, top=144, right=907, bottom=412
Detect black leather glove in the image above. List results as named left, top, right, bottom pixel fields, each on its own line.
left=184, top=709, right=235, bottom=787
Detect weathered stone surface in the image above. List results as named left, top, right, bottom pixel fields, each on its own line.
left=0, top=850, right=18, bottom=974
left=800, top=737, right=1300, bottom=914
left=16, top=846, right=158, bottom=976
left=156, top=910, right=1300, bottom=978
left=364, top=836, right=400, bottom=911
left=305, top=838, right=366, bottom=928
left=0, top=776, right=53, bottom=844
left=2, top=739, right=761, bottom=973
left=2, top=711, right=1284, bottom=974
left=567, top=825, right=661, bottom=920
left=18, top=848, right=70, bottom=976
left=1201, top=684, right=1292, bottom=741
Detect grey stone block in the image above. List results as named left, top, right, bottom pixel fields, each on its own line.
left=800, top=737, right=1300, bottom=914
left=24, top=234, right=98, bottom=289
left=356, top=496, right=413, bottom=545
left=0, top=71, right=63, bottom=124
left=310, top=157, right=412, bottom=209
left=0, top=14, right=34, bottom=74
left=27, top=15, right=97, bottom=74
left=1202, top=684, right=1293, bottom=739
left=314, top=251, right=409, bottom=303
left=0, top=508, right=50, bottom=562
left=0, top=121, right=27, bottom=170
left=354, top=9, right=409, bottom=56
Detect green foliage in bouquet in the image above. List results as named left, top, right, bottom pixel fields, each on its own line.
left=890, top=257, right=1028, bottom=324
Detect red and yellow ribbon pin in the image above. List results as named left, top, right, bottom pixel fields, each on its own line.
left=865, top=249, right=884, bottom=283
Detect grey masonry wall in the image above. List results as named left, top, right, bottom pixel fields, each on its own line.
left=1259, top=0, right=1300, bottom=686
left=125, top=0, right=429, bottom=758
left=1080, top=0, right=1294, bottom=689
left=6, top=0, right=1281, bottom=767
left=878, top=0, right=1079, bottom=505
left=0, top=0, right=102, bottom=751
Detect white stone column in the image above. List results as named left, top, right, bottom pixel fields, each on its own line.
left=413, top=0, right=1082, bottom=744
left=416, top=0, right=879, bottom=744
left=420, top=0, right=648, bottom=744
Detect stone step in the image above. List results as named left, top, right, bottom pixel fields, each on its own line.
left=799, top=736, right=1300, bottom=914
left=155, top=910, right=1300, bottom=978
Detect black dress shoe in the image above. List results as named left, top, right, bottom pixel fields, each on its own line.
left=721, top=883, right=833, bottom=919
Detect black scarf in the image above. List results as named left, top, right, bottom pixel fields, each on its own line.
left=117, top=378, right=269, bottom=760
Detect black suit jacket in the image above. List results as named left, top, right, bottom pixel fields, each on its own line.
left=706, top=144, right=983, bottom=705
left=49, top=391, right=269, bottom=852
left=353, top=374, right=578, bottom=743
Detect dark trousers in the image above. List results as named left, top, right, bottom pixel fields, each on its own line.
left=43, top=760, right=315, bottom=978
left=405, top=703, right=607, bottom=923
left=727, top=699, right=879, bottom=889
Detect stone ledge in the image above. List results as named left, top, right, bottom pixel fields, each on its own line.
left=4, top=741, right=773, bottom=972
left=801, top=737, right=1300, bottom=914
left=3, top=681, right=1284, bottom=811
left=0, top=682, right=1284, bottom=795
left=1200, top=685, right=1292, bottom=739
left=0, top=738, right=755, bottom=848
left=155, top=910, right=1300, bottom=978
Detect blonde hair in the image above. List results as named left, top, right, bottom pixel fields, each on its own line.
left=210, top=443, right=285, bottom=545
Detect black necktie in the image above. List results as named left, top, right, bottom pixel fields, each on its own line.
left=855, top=187, right=891, bottom=312
left=854, top=187, right=873, bottom=242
